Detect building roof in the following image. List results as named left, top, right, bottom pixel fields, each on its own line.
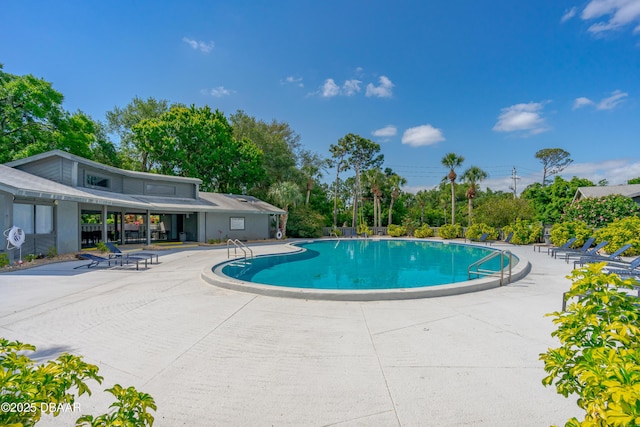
left=5, top=149, right=202, bottom=184
left=0, top=164, right=283, bottom=215
left=574, top=184, right=640, bottom=203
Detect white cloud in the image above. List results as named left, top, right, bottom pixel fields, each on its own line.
left=182, top=37, right=215, bottom=53
left=202, top=86, right=234, bottom=97
left=573, top=90, right=628, bottom=110
left=597, top=89, right=628, bottom=109
left=366, top=76, right=394, bottom=98
left=401, top=124, right=445, bottom=147
left=321, top=79, right=340, bottom=98
left=562, top=7, right=578, bottom=22
left=573, top=96, right=595, bottom=109
left=581, top=0, right=640, bottom=35
left=342, top=79, right=362, bottom=96
left=283, top=76, right=304, bottom=87
left=372, top=125, right=397, bottom=138
left=492, top=102, right=549, bottom=135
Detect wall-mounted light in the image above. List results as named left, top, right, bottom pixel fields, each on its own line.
left=53, top=200, right=59, bottom=206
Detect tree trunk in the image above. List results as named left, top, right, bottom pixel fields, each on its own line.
left=305, top=179, right=312, bottom=206
left=333, top=167, right=340, bottom=227
left=450, top=181, right=456, bottom=225
left=468, top=197, right=472, bottom=226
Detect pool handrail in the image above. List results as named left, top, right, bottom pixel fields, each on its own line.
left=227, top=239, right=253, bottom=260
left=468, top=249, right=513, bottom=286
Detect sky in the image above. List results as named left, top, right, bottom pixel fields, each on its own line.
left=2, top=0, right=640, bottom=194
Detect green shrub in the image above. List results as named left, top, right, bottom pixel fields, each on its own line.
left=330, top=226, right=342, bottom=237
left=540, top=264, right=640, bottom=426
left=356, top=223, right=372, bottom=236
left=438, top=223, right=463, bottom=239
left=594, top=216, right=640, bottom=256
left=413, top=224, right=434, bottom=238
left=562, top=194, right=640, bottom=228
left=285, top=206, right=324, bottom=238
left=0, top=338, right=156, bottom=427
left=96, top=242, right=109, bottom=253
left=549, top=221, right=594, bottom=248
left=46, top=246, right=57, bottom=259
left=25, top=253, right=38, bottom=262
left=401, top=218, right=419, bottom=237
left=0, top=253, right=9, bottom=268
left=501, top=219, right=542, bottom=245
left=465, top=223, right=498, bottom=241
left=387, top=224, right=407, bottom=237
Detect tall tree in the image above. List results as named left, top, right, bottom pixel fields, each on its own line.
left=131, top=105, right=264, bottom=193
left=414, top=190, right=430, bottom=225
left=387, top=173, right=407, bottom=225
left=329, top=138, right=351, bottom=227
left=230, top=110, right=301, bottom=196
left=106, top=96, right=170, bottom=171
left=461, top=166, right=488, bottom=226
left=343, top=134, right=384, bottom=229
left=299, top=149, right=328, bottom=206
left=363, top=168, right=386, bottom=228
left=267, top=181, right=302, bottom=238
left=441, top=152, right=465, bottom=225
left=535, top=148, right=573, bottom=187
left=0, top=64, right=64, bottom=163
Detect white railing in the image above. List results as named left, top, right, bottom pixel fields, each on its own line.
left=468, top=250, right=513, bottom=286
left=227, top=239, right=253, bottom=260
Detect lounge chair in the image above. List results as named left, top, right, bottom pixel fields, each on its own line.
left=468, top=233, right=492, bottom=245
left=602, top=256, right=640, bottom=278
left=562, top=241, right=609, bottom=263
left=105, top=242, right=159, bottom=264
left=573, top=244, right=633, bottom=269
left=545, top=237, right=577, bottom=255
left=74, top=253, right=119, bottom=269
left=551, top=237, right=595, bottom=259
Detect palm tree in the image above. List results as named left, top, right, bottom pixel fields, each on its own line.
left=267, top=181, right=302, bottom=238
left=461, top=166, right=488, bottom=226
left=299, top=150, right=327, bottom=206
left=363, top=168, right=386, bottom=228
left=387, top=173, right=407, bottom=225
left=441, top=152, right=465, bottom=225
left=414, top=190, right=430, bottom=225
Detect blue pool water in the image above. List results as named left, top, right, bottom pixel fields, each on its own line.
left=220, top=240, right=509, bottom=290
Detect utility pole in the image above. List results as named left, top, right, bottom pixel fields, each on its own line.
left=509, top=167, right=520, bottom=198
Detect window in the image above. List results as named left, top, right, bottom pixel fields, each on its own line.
left=145, top=183, right=176, bottom=196
left=13, top=204, right=34, bottom=234
left=13, top=204, right=54, bottom=234
left=86, top=174, right=110, bottom=189
left=230, top=217, right=245, bottom=230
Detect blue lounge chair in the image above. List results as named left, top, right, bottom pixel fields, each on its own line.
left=573, top=244, right=633, bottom=268
left=563, top=241, right=609, bottom=263
left=105, top=242, right=159, bottom=264
left=551, top=237, right=595, bottom=259
left=602, top=256, right=640, bottom=277
left=546, top=237, right=577, bottom=255
left=74, top=253, right=118, bottom=269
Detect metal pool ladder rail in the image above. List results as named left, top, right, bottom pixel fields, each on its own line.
left=227, top=239, right=253, bottom=260
left=467, top=250, right=513, bottom=286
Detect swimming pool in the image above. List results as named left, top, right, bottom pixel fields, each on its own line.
left=216, top=239, right=515, bottom=293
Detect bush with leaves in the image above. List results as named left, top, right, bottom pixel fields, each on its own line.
left=465, top=223, right=498, bottom=241
left=540, top=264, right=640, bottom=427
left=356, top=223, right=372, bottom=236
left=594, top=216, right=640, bottom=257
left=549, top=221, right=594, bottom=248
left=438, top=223, right=463, bottom=239
left=286, top=206, right=324, bottom=238
left=0, top=338, right=156, bottom=427
left=501, top=219, right=542, bottom=245
left=413, top=224, right=434, bottom=238
left=0, top=253, right=8, bottom=268
left=387, top=224, right=407, bottom=237
left=562, top=194, right=640, bottom=228
left=401, top=217, right=420, bottom=237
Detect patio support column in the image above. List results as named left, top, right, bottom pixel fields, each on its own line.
left=119, top=209, right=125, bottom=245
left=146, top=209, right=151, bottom=246
left=101, top=205, right=108, bottom=243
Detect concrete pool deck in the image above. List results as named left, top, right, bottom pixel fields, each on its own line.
left=0, top=240, right=580, bottom=426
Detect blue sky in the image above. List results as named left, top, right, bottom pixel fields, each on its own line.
left=2, top=1, right=640, bottom=194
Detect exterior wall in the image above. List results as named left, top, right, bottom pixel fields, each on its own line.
left=57, top=200, right=79, bottom=254
left=0, top=191, right=12, bottom=260
left=80, top=166, right=124, bottom=193
left=15, top=157, right=64, bottom=183
left=204, top=212, right=271, bottom=241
